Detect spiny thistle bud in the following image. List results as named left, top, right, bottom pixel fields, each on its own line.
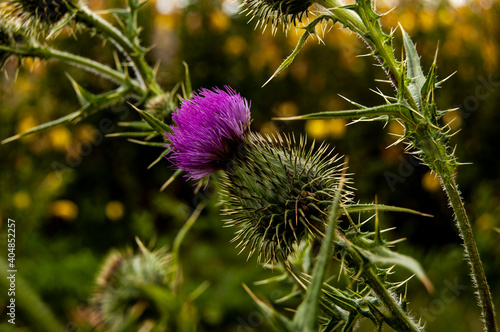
left=0, top=0, right=80, bottom=37
left=166, top=87, right=351, bottom=263
left=88, top=243, right=173, bottom=331
left=243, top=0, right=314, bottom=33
left=145, top=92, right=177, bottom=120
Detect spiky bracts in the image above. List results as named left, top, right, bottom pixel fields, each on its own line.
left=0, top=23, right=14, bottom=69
left=0, top=0, right=80, bottom=37
left=89, top=243, right=173, bottom=330
left=220, top=132, right=351, bottom=263
left=243, top=0, right=314, bottom=33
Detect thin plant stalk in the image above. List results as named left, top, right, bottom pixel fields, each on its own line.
left=313, top=1, right=497, bottom=330
left=0, top=44, right=145, bottom=94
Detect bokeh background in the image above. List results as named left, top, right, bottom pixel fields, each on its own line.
left=0, top=0, right=499, bottom=330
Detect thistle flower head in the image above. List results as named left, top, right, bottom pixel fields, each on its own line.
left=0, top=0, right=79, bottom=37
left=243, top=0, right=314, bottom=33
left=168, top=86, right=351, bottom=263
left=221, top=133, right=352, bottom=263
left=166, top=86, right=251, bottom=182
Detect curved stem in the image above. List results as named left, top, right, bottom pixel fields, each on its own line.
left=75, top=6, right=163, bottom=96
left=0, top=44, right=145, bottom=95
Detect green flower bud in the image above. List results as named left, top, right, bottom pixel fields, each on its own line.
left=220, top=132, right=352, bottom=263
left=88, top=243, right=173, bottom=331
left=145, top=92, right=177, bottom=120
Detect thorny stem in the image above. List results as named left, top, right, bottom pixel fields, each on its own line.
left=315, top=0, right=497, bottom=330
left=75, top=5, right=163, bottom=97
left=0, top=44, right=146, bottom=95
left=339, top=233, right=422, bottom=332
left=442, top=173, right=497, bottom=332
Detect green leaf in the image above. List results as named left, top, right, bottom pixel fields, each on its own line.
left=106, top=131, right=157, bottom=138
left=263, top=16, right=332, bottom=87
left=401, top=26, right=425, bottom=105
left=292, top=167, right=348, bottom=332
left=361, top=246, right=434, bottom=293
left=343, top=204, right=432, bottom=217
left=243, top=284, right=295, bottom=332
left=1, top=111, right=81, bottom=144
left=127, top=138, right=166, bottom=147
left=130, top=103, right=171, bottom=135
left=47, top=11, right=77, bottom=39
left=182, top=61, right=193, bottom=99
left=276, top=104, right=412, bottom=123
left=421, top=47, right=439, bottom=104
left=66, top=74, right=95, bottom=107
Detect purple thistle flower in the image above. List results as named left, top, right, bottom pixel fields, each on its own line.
left=166, top=86, right=251, bottom=181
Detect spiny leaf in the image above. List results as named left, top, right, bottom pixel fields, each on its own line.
left=106, top=131, right=157, bottom=138
left=1, top=110, right=80, bottom=144
left=182, top=61, right=193, bottom=99
left=126, top=138, right=166, bottom=147
left=343, top=204, right=432, bottom=217
left=263, top=16, right=331, bottom=87
left=130, top=103, right=171, bottom=135
left=292, top=165, right=348, bottom=332
left=66, top=73, right=95, bottom=107
left=275, top=104, right=411, bottom=122
left=357, top=245, right=434, bottom=293
left=401, top=25, right=425, bottom=105
left=243, top=284, right=295, bottom=332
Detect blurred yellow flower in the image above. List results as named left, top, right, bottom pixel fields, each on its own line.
left=224, top=36, right=247, bottom=56
left=422, top=171, right=441, bottom=193
left=105, top=201, right=125, bottom=221
left=17, top=116, right=38, bottom=134
left=476, top=213, right=494, bottom=231
left=51, top=200, right=78, bottom=221
left=49, top=126, right=72, bottom=151
left=210, top=10, right=230, bottom=33
left=260, top=121, right=280, bottom=135
left=13, top=191, right=31, bottom=209
left=387, top=120, right=405, bottom=139
left=305, top=119, right=346, bottom=139
left=276, top=101, right=298, bottom=117
left=76, top=124, right=98, bottom=143
left=442, top=110, right=463, bottom=131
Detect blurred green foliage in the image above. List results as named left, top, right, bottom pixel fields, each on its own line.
left=0, top=0, right=499, bottom=331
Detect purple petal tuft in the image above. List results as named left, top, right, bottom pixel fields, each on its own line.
left=166, top=86, right=251, bottom=182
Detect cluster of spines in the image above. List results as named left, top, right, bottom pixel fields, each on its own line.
left=0, top=0, right=79, bottom=37
left=243, top=0, right=314, bottom=33
left=89, top=244, right=172, bottom=329
left=221, top=132, right=352, bottom=264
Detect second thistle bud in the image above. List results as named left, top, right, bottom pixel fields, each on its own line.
left=0, top=0, right=80, bottom=37
left=166, top=87, right=351, bottom=263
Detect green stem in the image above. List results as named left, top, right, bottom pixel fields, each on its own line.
left=437, top=164, right=498, bottom=332
left=75, top=6, right=163, bottom=96
left=0, top=44, right=145, bottom=95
